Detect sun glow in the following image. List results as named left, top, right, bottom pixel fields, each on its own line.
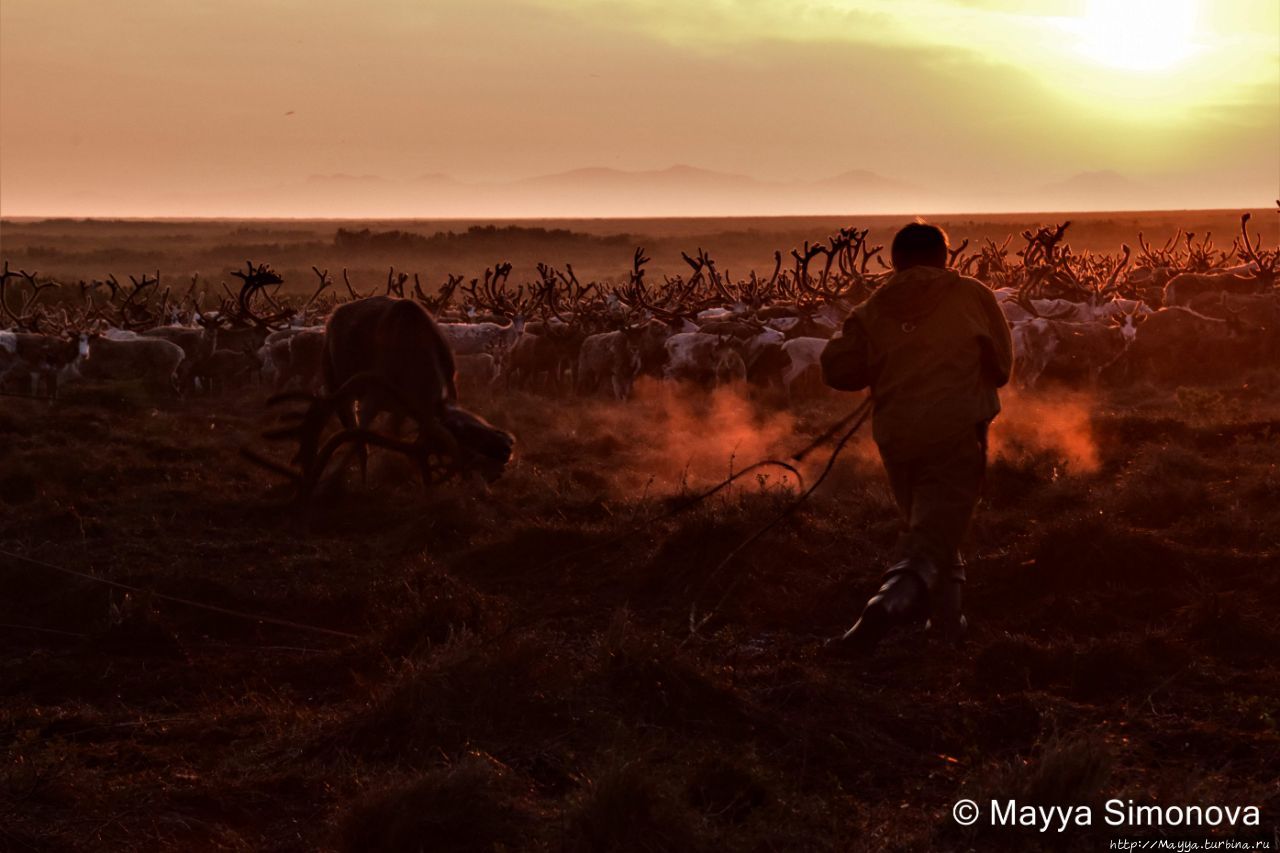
left=1075, top=0, right=1198, bottom=72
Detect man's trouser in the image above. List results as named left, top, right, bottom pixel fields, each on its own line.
left=878, top=422, right=989, bottom=583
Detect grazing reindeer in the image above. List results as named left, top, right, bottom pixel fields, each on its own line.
left=0, top=331, right=82, bottom=398
left=712, top=336, right=748, bottom=387
left=325, top=295, right=457, bottom=420
left=260, top=328, right=326, bottom=392
left=454, top=340, right=508, bottom=392
left=197, top=346, right=262, bottom=396
left=315, top=296, right=514, bottom=484
left=577, top=327, right=643, bottom=400
left=68, top=332, right=186, bottom=395
left=204, top=262, right=294, bottom=359
left=141, top=323, right=218, bottom=392
left=1162, top=215, right=1277, bottom=307
left=779, top=336, right=830, bottom=399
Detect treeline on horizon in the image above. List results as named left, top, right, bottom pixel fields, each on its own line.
left=0, top=223, right=665, bottom=288
left=332, top=224, right=636, bottom=252
left=1, top=210, right=1265, bottom=287
left=6, top=224, right=637, bottom=264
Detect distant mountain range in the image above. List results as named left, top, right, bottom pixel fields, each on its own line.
left=119, top=164, right=932, bottom=218
left=1034, top=170, right=1154, bottom=210
left=16, top=166, right=1201, bottom=218
left=230, top=165, right=938, bottom=218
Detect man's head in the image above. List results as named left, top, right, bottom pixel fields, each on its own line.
left=891, top=221, right=949, bottom=271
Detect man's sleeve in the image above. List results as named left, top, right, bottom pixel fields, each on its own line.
left=975, top=286, right=1013, bottom=388
left=821, top=314, right=873, bottom=391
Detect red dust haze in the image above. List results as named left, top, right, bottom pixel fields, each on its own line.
left=537, top=383, right=1099, bottom=502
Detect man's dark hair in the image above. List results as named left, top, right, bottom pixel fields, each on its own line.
left=891, top=221, right=949, bottom=270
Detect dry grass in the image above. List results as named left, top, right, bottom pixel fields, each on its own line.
left=1, top=369, right=1278, bottom=850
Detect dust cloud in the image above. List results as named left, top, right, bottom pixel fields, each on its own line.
left=572, top=379, right=802, bottom=496
left=529, top=383, right=1098, bottom=502
left=989, top=390, right=1100, bottom=473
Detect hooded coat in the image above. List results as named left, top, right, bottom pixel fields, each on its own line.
left=820, top=266, right=1013, bottom=457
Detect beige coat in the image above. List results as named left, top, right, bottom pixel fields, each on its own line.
left=821, top=267, right=1013, bottom=458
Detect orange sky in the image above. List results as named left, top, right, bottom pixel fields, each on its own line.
left=1, top=0, right=1276, bottom=217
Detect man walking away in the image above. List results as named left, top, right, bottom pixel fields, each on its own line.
left=820, top=221, right=1013, bottom=652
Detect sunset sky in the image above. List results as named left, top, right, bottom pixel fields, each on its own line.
left=1, top=0, right=1276, bottom=217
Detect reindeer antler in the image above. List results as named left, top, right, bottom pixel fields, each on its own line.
left=1237, top=212, right=1278, bottom=277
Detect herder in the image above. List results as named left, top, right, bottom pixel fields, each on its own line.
left=821, top=221, right=1013, bottom=651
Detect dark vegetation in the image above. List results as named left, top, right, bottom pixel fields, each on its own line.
left=1, top=370, right=1278, bottom=851
left=2, top=209, right=1268, bottom=290
left=333, top=225, right=634, bottom=253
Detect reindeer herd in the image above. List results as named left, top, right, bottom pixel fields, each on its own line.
left=2, top=214, right=1277, bottom=485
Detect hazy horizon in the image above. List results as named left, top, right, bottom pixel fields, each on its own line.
left=2, top=0, right=1277, bottom=218
left=1, top=203, right=1267, bottom=225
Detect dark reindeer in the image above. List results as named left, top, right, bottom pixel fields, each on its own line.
left=245, top=296, right=514, bottom=496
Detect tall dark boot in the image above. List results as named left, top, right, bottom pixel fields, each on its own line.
left=926, top=552, right=967, bottom=644
left=830, top=557, right=938, bottom=654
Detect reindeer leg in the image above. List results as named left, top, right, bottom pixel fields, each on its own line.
left=325, top=397, right=366, bottom=486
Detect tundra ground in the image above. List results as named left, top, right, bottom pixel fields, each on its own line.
left=1, top=374, right=1278, bottom=851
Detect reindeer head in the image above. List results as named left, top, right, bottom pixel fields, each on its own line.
left=442, top=405, right=515, bottom=483
left=1108, top=308, right=1145, bottom=345
left=484, top=339, right=509, bottom=375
